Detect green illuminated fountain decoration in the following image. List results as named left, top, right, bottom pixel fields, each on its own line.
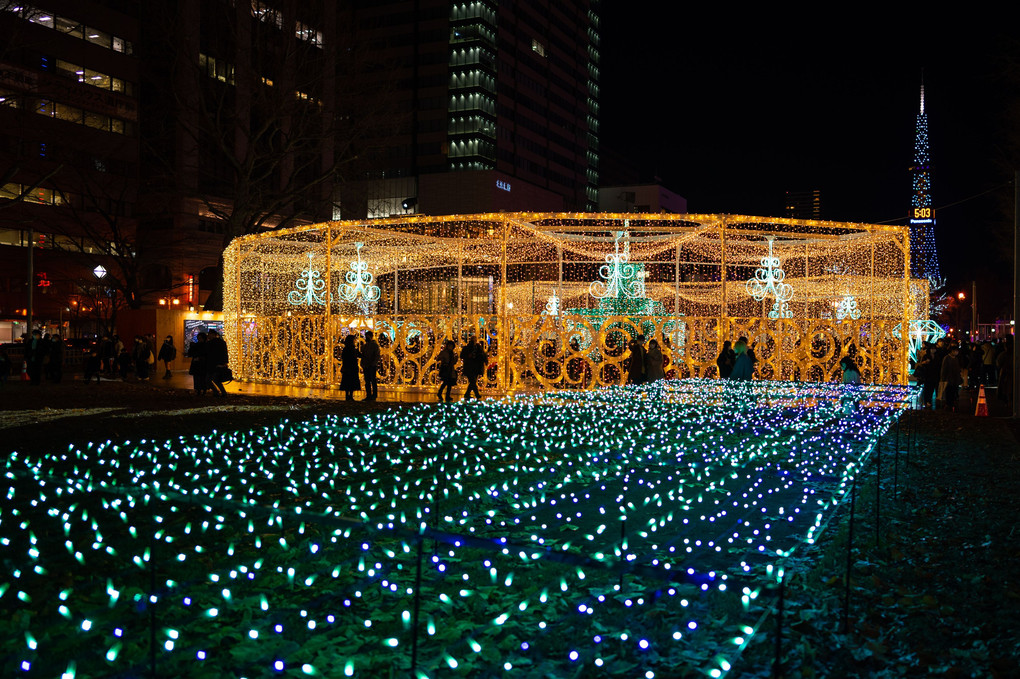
left=559, top=229, right=686, bottom=355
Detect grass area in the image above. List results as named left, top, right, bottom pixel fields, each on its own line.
left=1, top=380, right=916, bottom=678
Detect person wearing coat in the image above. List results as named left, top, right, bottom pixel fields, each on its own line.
left=729, top=340, right=753, bottom=381
left=716, top=340, right=735, bottom=379
left=158, top=336, right=177, bottom=379
left=461, top=336, right=486, bottom=399
left=133, top=335, right=152, bottom=381
left=627, top=334, right=647, bottom=385
left=206, top=329, right=230, bottom=396
left=340, top=334, right=361, bottom=401
left=436, top=339, right=457, bottom=401
left=24, top=329, right=48, bottom=385
left=189, top=332, right=209, bottom=394
left=940, top=345, right=963, bottom=411
left=645, top=338, right=665, bottom=382
left=360, top=330, right=380, bottom=401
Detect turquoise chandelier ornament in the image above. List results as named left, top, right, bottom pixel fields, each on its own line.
left=287, top=253, right=328, bottom=307
left=746, top=237, right=793, bottom=319
left=835, top=295, right=860, bottom=321
left=337, top=242, right=381, bottom=312
left=589, top=231, right=644, bottom=302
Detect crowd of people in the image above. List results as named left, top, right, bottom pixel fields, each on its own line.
left=3, top=325, right=1014, bottom=411
left=914, top=336, right=1013, bottom=412
left=338, top=331, right=489, bottom=402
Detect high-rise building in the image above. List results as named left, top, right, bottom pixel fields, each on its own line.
left=138, top=0, right=341, bottom=307
left=0, top=1, right=141, bottom=338
left=341, top=0, right=600, bottom=219
left=784, top=189, right=821, bottom=220
left=908, top=83, right=941, bottom=287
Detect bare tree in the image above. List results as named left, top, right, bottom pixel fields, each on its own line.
left=141, top=1, right=403, bottom=308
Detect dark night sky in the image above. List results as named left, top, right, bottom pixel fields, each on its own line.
left=599, top=10, right=1018, bottom=308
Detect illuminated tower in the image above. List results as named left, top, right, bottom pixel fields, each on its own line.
left=908, top=83, right=942, bottom=287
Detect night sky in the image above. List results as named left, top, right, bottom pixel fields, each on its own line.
left=599, top=10, right=1018, bottom=311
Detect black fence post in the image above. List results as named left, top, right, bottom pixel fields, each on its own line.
left=875, top=438, right=881, bottom=548
left=149, top=495, right=158, bottom=679
left=773, top=574, right=785, bottom=679
left=842, top=473, right=856, bottom=634
left=410, top=531, right=425, bottom=674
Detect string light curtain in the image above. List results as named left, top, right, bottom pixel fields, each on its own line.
left=224, top=213, right=920, bottom=390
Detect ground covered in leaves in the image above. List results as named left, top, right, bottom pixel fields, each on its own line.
left=2, top=380, right=1018, bottom=677
left=736, top=401, right=1020, bottom=678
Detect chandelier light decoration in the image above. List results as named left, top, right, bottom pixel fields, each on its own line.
left=835, top=295, right=860, bottom=321
left=223, top=213, right=919, bottom=390
left=287, top=253, right=328, bottom=307
left=745, top=237, right=793, bottom=319
left=589, top=231, right=645, bottom=302
left=337, top=242, right=381, bottom=310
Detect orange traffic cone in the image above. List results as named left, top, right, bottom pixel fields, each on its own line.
left=974, top=385, right=988, bottom=417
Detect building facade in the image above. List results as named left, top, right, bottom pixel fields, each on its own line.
left=341, top=0, right=600, bottom=219
left=0, top=0, right=141, bottom=339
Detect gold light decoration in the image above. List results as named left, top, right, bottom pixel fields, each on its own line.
left=223, top=213, right=922, bottom=392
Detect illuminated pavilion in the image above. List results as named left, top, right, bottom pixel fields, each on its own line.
left=223, top=213, right=926, bottom=392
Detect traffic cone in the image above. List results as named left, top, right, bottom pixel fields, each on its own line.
left=974, top=385, right=988, bottom=417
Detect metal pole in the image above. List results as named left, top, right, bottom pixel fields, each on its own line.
left=675, top=242, right=680, bottom=315
left=842, top=473, right=856, bottom=634
left=773, top=575, right=784, bottom=679
left=27, top=226, right=34, bottom=334
left=410, top=532, right=424, bottom=673
left=1013, top=170, right=1019, bottom=418
left=875, top=439, right=881, bottom=548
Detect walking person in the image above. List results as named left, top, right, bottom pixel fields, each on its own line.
left=339, top=334, right=361, bottom=401
left=436, top=339, right=457, bottom=401
left=461, top=335, right=485, bottom=399
left=188, top=332, right=209, bottom=394
left=645, top=338, right=665, bottom=382
left=158, top=335, right=177, bottom=379
left=627, top=334, right=647, bottom=385
left=206, top=329, right=230, bottom=396
left=716, top=340, right=735, bottom=379
left=361, top=330, right=380, bottom=401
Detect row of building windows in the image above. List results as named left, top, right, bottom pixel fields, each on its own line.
left=448, top=115, right=495, bottom=138
left=6, top=4, right=134, bottom=54
left=0, top=227, right=127, bottom=256
left=449, top=69, right=495, bottom=92
left=0, top=89, right=132, bottom=135
left=252, top=1, right=324, bottom=46
left=448, top=91, right=495, bottom=115
left=53, top=58, right=134, bottom=97
left=1, top=182, right=133, bottom=217
left=450, top=2, right=496, bottom=25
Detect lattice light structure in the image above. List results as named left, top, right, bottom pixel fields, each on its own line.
left=224, top=213, right=923, bottom=391
left=2, top=380, right=914, bottom=678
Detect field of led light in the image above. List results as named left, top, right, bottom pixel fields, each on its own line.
left=1, top=380, right=911, bottom=678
